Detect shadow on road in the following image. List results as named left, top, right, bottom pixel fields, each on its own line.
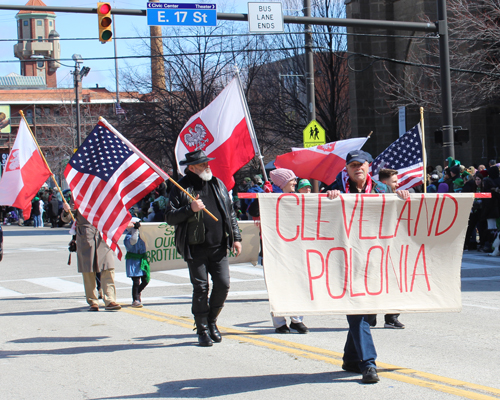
left=92, top=371, right=359, bottom=399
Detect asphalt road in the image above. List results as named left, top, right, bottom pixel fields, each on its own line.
left=1, top=224, right=499, bottom=400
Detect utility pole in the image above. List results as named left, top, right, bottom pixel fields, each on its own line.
left=304, top=0, right=318, bottom=192
left=72, top=56, right=82, bottom=149
left=304, top=0, right=316, bottom=123
left=437, top=0, right=454, bottom=160
left=71, top=54, right=90, bottom=149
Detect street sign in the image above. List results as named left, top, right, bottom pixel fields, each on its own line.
left=248, top=2, right=284, bottom=33
left=147, top=3, right=217, bottom=26
left=303, top=120, right=326, bottom=148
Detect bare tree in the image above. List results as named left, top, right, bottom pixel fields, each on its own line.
left=380, top=0, right=500, bottom=114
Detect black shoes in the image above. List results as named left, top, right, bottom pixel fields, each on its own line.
left=290, top=322, right=309, bottom=334
left=384, top=318, right=405, bottom=329
left=275, top=324, right=290, bottom=334
left=208, top=322, right=222, bottom=343
left=194, top=315, right=213, bottom=347
left=362, top=367, right=380, bottom=383
left=197, top=330, right=213, bottom=347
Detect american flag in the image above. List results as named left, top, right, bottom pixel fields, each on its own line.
left=370, top=123, right=424, bottom=190
left=64, top=120, right=165, bottom=259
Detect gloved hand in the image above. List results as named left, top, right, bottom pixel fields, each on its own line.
left=133, top=221, right=141, bottom=229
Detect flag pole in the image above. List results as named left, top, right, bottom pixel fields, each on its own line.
left=99, top=117, right=218, bottom=222
left=233, top=67, right=268, bottom=182
left=420, top=107, right=427, bottom=193
left=19, top=110, right=74, bottom=222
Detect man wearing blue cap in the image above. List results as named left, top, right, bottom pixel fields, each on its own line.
left=326, top=150, right=409, bottom=384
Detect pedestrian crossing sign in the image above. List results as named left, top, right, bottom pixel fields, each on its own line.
left=303, top=120, right=326, bottom=148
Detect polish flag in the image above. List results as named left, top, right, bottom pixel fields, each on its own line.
left=0, top=118, right=52, bottom=219
left=175, top=78, right=256, bottom=190
left=274, top=137, right=368, bottom=185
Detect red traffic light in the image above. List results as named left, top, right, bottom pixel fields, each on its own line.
left=98, top=3, right=111, bottom=14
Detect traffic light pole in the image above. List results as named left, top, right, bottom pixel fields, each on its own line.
left=73, top=62, right=82, bottom=148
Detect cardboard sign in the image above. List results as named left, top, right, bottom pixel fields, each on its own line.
left=137, top=220, right=260, bottom=271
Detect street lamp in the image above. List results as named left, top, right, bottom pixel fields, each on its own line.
left=71, top=54, right=90, bottom=149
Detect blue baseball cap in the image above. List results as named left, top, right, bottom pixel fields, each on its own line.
left=346, top=150, right=373, bottom=165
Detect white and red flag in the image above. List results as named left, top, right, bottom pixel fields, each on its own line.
left=175, top=78, right=256, bottom=190
left=64, top=118, right=166, bottom=259
left=274, top=137, right=368, bottom=185
left=0, top=118, right=51, bottom=219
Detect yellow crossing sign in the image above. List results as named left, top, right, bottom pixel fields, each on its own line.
left=303, top=120, right=325, bottom=148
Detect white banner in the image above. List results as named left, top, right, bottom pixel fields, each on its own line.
left=138, top=221, right=260, bottom=271
left=259, top=193, right=474, bottom=316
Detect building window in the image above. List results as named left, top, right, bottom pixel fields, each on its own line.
left=37, top=61, right=44, bottom=68
left=37, top=20, right=42, bottom=26
left=23, top=20, right=28, bottom=26
left=38, top=36, right=43, bottom=42
left=49, top=21, right=52, bottom=27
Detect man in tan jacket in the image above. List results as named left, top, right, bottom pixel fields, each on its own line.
left=63, top=202, right=121, bottom=311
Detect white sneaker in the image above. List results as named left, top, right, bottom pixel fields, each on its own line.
left=131, top=300, right=143, bottom=308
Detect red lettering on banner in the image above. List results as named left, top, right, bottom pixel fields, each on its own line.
left=359, top=194, right=379, bottom=240
left=413, top=194, right=436, bottom=237
left=394, top=199, right=412, bottom=237
left=340, top=194, right=359, bottom=239
left=365, top=246, right=384, bottom=296
left=349, top=247, right=366, bottom=297
left=306, top=249, right=324, bottom=301
left=410, top=244, right=431, bottom=291
left=325, top=247, right=348, bottom=299
left=276, top=194, right=299, bottom=242
left=404, top=244, right=409, bottom=292
left=425, top=194, right=441, bottom=236
left=385, top=245, right=404, bottom=293
left=379, top=194, right=394, bottom=239
left=435, top=194, right=458, bottom=236
left=301, top=194, right=315, bottom=241
left=316, top=194, right=335, bottom=240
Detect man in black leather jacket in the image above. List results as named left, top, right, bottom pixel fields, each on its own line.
left=166, top=150, right=242, bottom=347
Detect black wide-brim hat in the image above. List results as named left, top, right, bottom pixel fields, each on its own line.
left=179, top=150, right=215, bottom=166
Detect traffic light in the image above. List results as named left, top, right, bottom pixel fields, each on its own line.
left=97, top=2, right=112, bottom=43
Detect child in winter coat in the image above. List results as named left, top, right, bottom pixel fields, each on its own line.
left=124, top=217, right=150, bottom=307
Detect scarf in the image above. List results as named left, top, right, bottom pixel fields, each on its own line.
left=341, top=167, right=373, bottom=193
left=125, top=252, right=151, bottom=283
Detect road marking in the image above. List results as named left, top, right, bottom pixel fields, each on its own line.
left=122, top=307, right=500, bottom=400
left=230, top=264, right=264, bottom=277
left=113, top=272, right=181, bottom=287
left=0, top=287, right=23, bottom=297
left=25, top=277, right=83, bottom=293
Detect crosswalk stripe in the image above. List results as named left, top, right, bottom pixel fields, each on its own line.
left=113, top=272, right=188, bottom=287
left=25, top=277, right=84, bottom=293
left=0, top=287, right=23, bottom=297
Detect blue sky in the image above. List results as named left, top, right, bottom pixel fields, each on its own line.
left=0, top=0, right=250, bottom=92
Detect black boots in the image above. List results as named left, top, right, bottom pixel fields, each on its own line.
left=208, top=307, right=223, bottom=343
left=194, top=315, right=213, bottom=347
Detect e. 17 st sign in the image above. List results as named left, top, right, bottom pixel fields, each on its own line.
left=147, top=3, right=217, bottom=26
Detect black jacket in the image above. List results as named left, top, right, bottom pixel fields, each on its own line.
left=166, top=171, right=242, bottom=261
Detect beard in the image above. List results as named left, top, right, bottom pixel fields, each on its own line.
left=198, top=168, right=213, bottom=181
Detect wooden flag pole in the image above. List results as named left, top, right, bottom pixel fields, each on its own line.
left=420, top=107, right=427, bottom=193
left=19, top=110, right=74, bottom=222
left=99, top=117, right=218, bottom=222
